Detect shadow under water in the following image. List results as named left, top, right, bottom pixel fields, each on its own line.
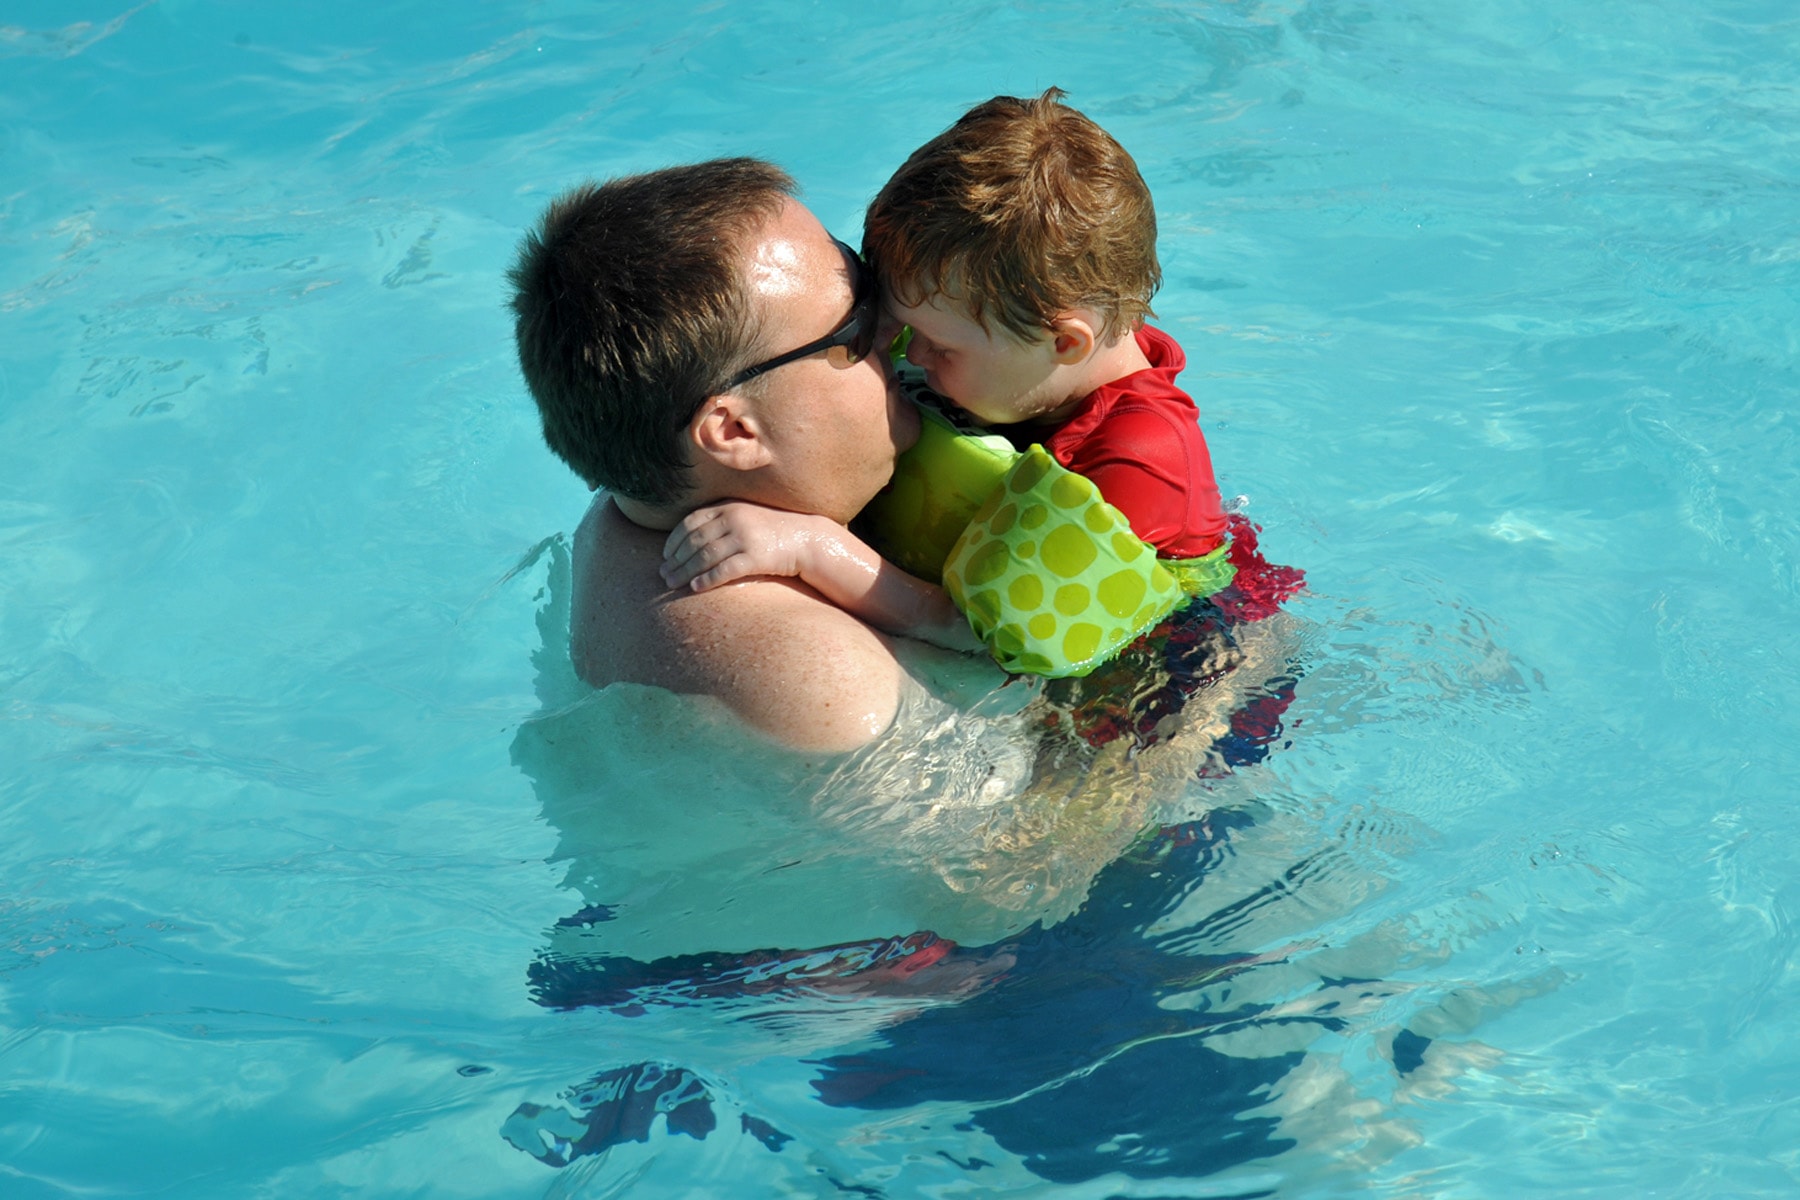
left=513, top=812, right=1310, bottom=1185
left=496, top=533, right=1517, bottom=1192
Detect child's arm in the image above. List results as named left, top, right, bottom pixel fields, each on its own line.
left=661, top=502, right=981, bottom=653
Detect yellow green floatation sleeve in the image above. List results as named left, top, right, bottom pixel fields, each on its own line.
left=862, top=404, right=1237, bottom=677
left=946, top=446, right=1233, bottom=677
left=1161, top=542, right=1237, bottom=600
left=858, top=405, right=1019, bottom=583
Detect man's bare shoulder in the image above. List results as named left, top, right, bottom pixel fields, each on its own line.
left=571, top=498, right=905, bottom=753
left=654, top=576, right=906, bottom=753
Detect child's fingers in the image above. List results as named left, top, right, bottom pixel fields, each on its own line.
left=663, top=536, right=735, bottom=587
left=662, top=530, right=704, bottom=575
left=687, top=553, right=758, bottom=593
left=662, top=507, right=723, bottom=565
left=665, top=511, right=747, bottom=580
left=661, top=555, right=700, bottom=589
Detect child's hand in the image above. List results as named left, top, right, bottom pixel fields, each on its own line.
left=661, top=502, right=833, bottom=593
left=661, top=499, right=976, bottom=656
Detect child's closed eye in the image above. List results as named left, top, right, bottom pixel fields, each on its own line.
left=904, top=333, right=944, bottom=364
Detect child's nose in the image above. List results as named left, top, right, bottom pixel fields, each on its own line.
left=904, top=337, right=931, bottom=367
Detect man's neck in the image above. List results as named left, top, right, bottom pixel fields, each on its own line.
left=611, top=492, right=683, bottom=532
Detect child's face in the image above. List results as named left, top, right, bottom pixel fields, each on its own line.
left=883, top=289, right=1068, bottom=426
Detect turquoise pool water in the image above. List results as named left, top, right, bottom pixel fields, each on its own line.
left=4, top=1, right=1799, bottom=1195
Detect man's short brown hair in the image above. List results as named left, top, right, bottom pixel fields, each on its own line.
left=509, top=159, right=795, bottom=506
left=863, top=88, right=1160, bottom=342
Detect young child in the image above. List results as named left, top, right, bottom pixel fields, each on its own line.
left=865, top=87, right=1227, bottom=562
left=663, top=90, right=1232, bottom=658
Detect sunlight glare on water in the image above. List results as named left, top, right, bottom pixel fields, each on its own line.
left=2, top=0, right=1798, bottom=1196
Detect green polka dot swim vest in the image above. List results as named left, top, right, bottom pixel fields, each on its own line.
left=863, top=406, right=1237, bottom=678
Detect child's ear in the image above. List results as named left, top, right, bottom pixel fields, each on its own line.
left=690, top=392, right=773, bottom=472
left=1048, top=313, right=1099, bottom=365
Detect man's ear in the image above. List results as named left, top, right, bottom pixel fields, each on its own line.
left=1048, top=312, right=1100, bottom=365
left=690, top=391, right=773, bottom=472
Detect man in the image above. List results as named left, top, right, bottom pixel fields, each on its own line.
left=510, top=159, right=922, bottom=752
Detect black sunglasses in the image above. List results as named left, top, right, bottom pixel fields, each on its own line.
left=724, top=239, right=879, bottom=389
